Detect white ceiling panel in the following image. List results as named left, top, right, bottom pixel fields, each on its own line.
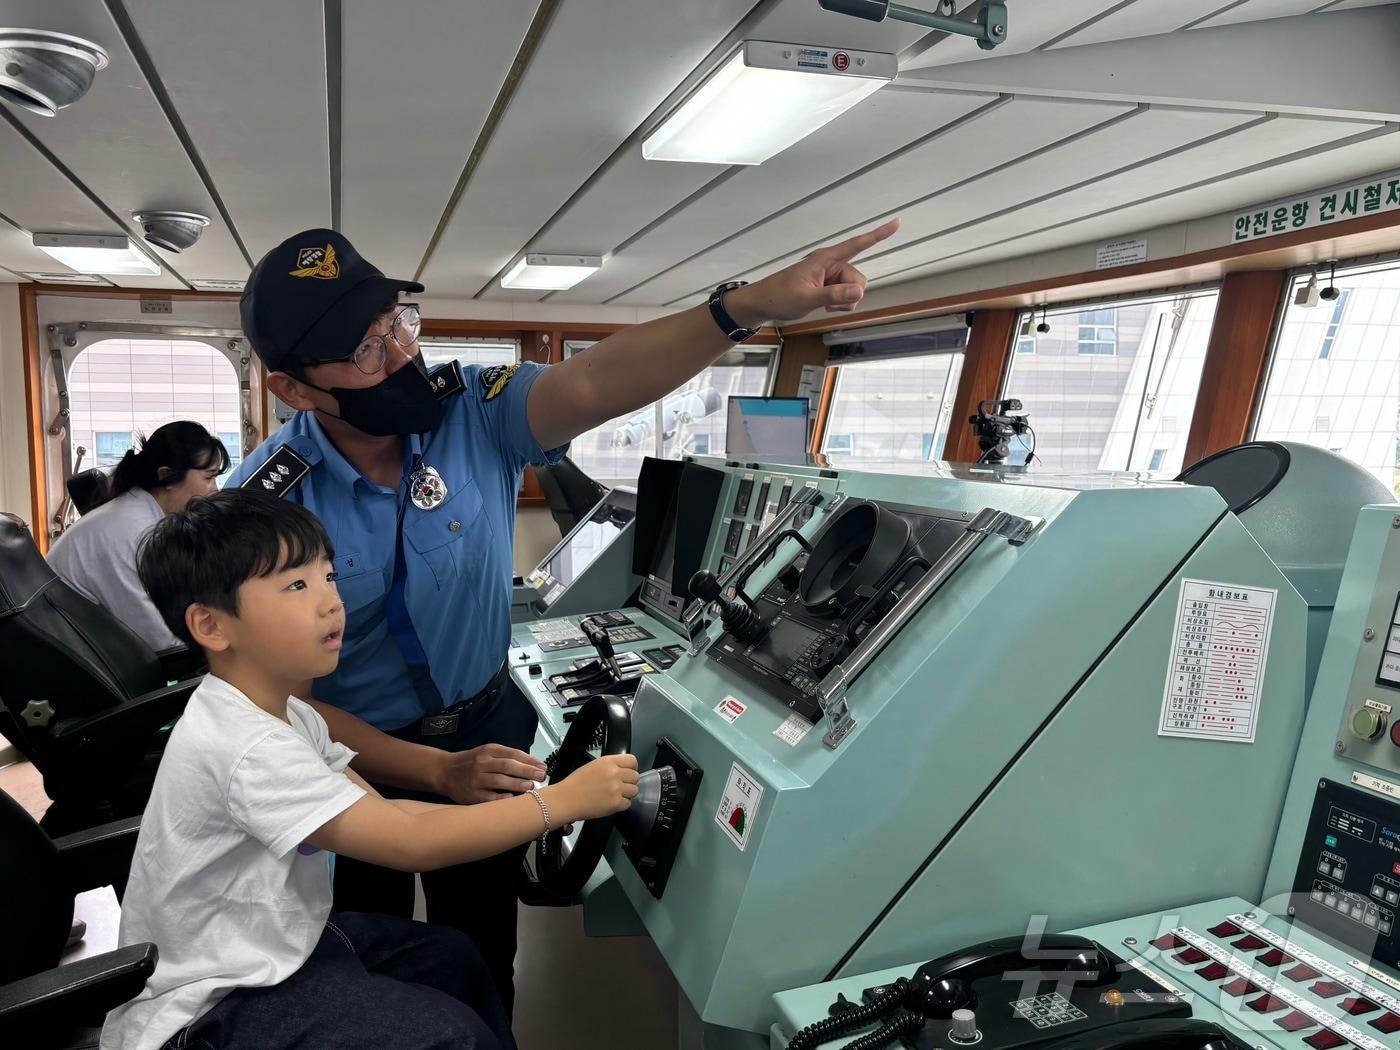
left=881, top=125, right=1400, bottom=286
left=901, top=0, right=1123, bottom=69
left=1195, top=0, right=1326, bottom=29
left=1323, top=0, right=1399, bottom=9
left=123, top=0, right=329, bottom=263
left=1048, top=0, right=1239, bottom=49
left=612, top=96, right=1134, bottom=306
left=0, top=115, right=182, bottom=288
left=340, top=1, right=535, bottom=279
left=549, top=88, right=998, bottom=305
left=419, top=0, right=754, bottom=299
left=860, top=114, right=1380, bottom=283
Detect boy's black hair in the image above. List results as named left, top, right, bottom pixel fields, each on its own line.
left=138, top=489, right=335, bottom=649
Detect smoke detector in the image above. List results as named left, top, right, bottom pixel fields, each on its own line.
left=132, top=211, right=211, bottom=253
left=0, top=29, right=109, bottom=116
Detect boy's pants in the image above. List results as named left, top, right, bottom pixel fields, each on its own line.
left=333, top=678, right=539, bottom=1016
left=161, top=912, right=515, bottom=1050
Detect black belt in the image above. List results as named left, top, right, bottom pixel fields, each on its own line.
left=417, top=662, right=510, bottom=737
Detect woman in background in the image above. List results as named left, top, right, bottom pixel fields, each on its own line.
left=48, top=421, right=230, bottom=651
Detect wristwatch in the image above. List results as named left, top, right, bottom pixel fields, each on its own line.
left=708, top=281, right=758, bottom=342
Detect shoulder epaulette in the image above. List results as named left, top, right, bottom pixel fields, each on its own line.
left=241, top=444, right=311, bottom=499
left=428, top=360, right=466, bottom=401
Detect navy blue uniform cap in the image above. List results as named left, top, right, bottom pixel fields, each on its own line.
left=240, top=228, right=424, bottom=372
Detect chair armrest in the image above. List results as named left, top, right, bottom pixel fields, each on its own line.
left=48, top=678, right=199, bottom=753
left=0, top=943, right=157, bottom=1031
left=155, top=645, right=207, bottom=682
left=54, top=816, right=141, bottom=893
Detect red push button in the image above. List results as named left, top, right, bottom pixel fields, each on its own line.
left=1285, top=964, right=1321, bottom=982
left=1341, top=998, right=1379, bottom=1016
left=1304, top=1030, right=1348, bottom=1050
left=1258, top=948, right=1294, bottom=966
left=1174, top=947, right=1209, bottom=965
left=1248, top=994, right=1289, bottom=1013
left=1277, top=1011, right=1316, bottom=1032
left=1209, top=921, right=1243, bottom=938
left=1234, top=935, right=1268, bottom=951
left=1369, top=1013, right=1400, bottom=1033
left=1151, top=934, right=1184, bottom=950
left=1389, top=719, right=1400, bottom=748
left=1312, top=981, right=1350, bottom=998
left=1197, top=962, right=1230, bottom=981
left=1223, top=978, right=1261, bottom=997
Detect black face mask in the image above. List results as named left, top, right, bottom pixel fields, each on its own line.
left=301, top=358, right=442, bottom=437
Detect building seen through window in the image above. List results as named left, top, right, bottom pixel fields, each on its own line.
left=822, top=352, right=964, bottom=461
left=67, top=339, right=243, bottom=484
left=1254, top=260, right=1400, bottom=496
left=1004, top=291, right=1220, bottom=475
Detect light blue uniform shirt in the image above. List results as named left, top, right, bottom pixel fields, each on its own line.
left=227, top=361, right=565, bottom=730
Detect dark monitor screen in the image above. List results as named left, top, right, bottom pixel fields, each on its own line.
left=726, top=397, right=810, bottom=457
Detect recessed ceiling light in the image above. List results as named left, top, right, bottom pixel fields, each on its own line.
left=33, top=232, right=160, bottom=276
left=0, top=29, right=109, bottom=116
left=643, top=41, right=894, bottom=166
left=501, top=253, right=603, bottom=291
left=189, top=278, right=245, bottom=292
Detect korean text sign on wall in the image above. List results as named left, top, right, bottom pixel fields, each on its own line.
left=1233, top=173, right=1400, bottom=243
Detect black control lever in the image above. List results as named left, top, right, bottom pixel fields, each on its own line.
left=580, top=617, right=622, bottom=679
left=689, top=570, right=768, bottom=645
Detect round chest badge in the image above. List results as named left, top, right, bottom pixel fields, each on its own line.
left=832, top=50, right=850, bottom=71
left=409, top=464, right=448, bottom=510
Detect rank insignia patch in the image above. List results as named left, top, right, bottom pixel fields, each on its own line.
left=479, top=363, right=520, bottom=401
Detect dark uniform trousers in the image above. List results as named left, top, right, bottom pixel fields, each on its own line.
left=332, top=674, right=540, bottom=1017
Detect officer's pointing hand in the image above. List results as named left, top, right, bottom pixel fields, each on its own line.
left=729, top=218, right=900, bottom=325
left=438, top=743, right=548, bottom=805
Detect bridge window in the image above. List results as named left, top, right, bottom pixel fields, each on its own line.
left=1254, top=260, right=1400, bottom=495
left=822, top=352, right=963, bottom=462
left=1004, top=291, right=1219, bottom=474
left=67, top=339, right=242, bottom=483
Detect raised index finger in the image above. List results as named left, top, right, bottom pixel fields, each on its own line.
left=812, top=218, right=900, bottom=264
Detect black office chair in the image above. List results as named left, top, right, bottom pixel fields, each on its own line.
left=0, top=787, right=154, bottom=1049
left=533, top=456, right=608, bottom=538
left=0, top=516, right=203, bottom=834
left=65, top=470, right=113, bottom=517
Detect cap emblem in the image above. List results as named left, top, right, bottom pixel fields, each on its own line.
left=290, top=243, right=339, bottom=280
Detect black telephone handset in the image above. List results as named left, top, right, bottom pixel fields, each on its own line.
left=905, top=933, right=1117, bottom=1018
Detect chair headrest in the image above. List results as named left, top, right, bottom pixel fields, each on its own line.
left=0, top=517, right=56, bottom=616
left=66, top=469, right=113, bottom=516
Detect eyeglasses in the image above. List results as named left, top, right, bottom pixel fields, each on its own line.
left=306, top=304, right=422, bottom=375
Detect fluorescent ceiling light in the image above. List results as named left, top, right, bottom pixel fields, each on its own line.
left=21, top=271, right=109, bottom=285
left=189, top=278, right=245, bottom=292
left=643, top=41, right=895, bottom=166
left=501, top=253, right=603, bottom=291
left=33, top=232, right=160, bottom=276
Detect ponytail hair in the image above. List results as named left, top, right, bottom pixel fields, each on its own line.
left=110, top=421, right=232, bottom=497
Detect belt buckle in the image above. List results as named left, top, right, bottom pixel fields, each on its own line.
left=422, top=711, right=460, bottom=736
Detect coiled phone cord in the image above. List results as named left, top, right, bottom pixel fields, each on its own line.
left=786, top=978, right=912, bottom=1050
left=845, top=1011, right=925, bottom=1049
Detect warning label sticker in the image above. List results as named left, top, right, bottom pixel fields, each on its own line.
left=715, top=762, right=764, bottom=851
left=715, top=696, right=747, bottom=724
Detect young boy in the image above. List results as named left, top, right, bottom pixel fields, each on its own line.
left=101, top=490, right=638, bottom=1050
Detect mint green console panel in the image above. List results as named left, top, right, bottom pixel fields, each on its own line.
left=1267, top=505, right=1400, bottom=898
left=840, top=512, right=1305, bottom=978
left=576, top=465, right=1310, bottom=1036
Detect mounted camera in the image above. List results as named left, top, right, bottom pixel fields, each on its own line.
left=970, top=398, right=1032, bottom=465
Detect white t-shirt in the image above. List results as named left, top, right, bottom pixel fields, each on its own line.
left=46, top=487, right=180, bottom=651
left=100, top=675, right=365, bottom=1050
